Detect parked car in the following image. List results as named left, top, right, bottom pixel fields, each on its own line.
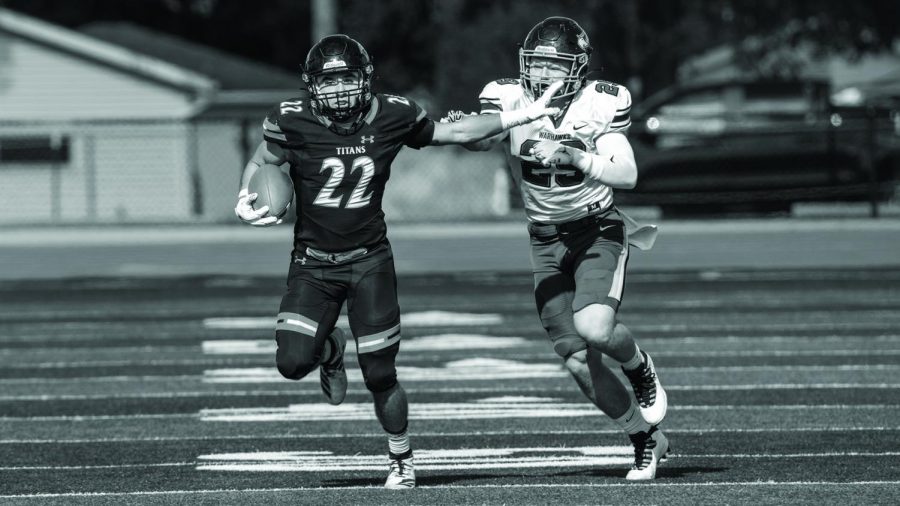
left=620, top=78, right=900, bottom=214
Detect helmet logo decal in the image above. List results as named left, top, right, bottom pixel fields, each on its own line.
left=323, top=59, right=347, bottom=69
left=534, top=45, right=558, bottom=54
left=577, top=33, right=590, bottom=52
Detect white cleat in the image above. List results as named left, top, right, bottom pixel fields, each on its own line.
left=623, top=351, right=668, bottom=424
left=626, top=425, right=669, bottom=481
left=384, top=457, right=416, bottom=489
left=319, top=328, right=347, bottom=405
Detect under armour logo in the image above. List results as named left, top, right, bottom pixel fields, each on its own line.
left=293, top=256, right=307, bottom=265
left=361, top=135, right=375, bottom=144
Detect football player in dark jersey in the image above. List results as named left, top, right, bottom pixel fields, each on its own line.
left=234, top=34, right=561, bottom=489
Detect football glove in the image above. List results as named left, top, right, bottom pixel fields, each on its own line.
left=234, top=188, right=283, bottom=226
left=529, top=139, right=573, bottom=167
left=499, top=80, right=563, bottom=129
left=440, top=110, right=474, bottom=123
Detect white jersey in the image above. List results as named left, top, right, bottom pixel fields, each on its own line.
left=479, top=78, right=632, bottom=224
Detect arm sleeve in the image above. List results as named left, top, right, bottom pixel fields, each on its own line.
left=403, top=99, right=435, bottom=149
left=262, top=107, right=288, bottom=146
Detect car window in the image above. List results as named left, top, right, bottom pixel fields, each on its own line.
left=741, top=84, right=811, bottom=117
left=647, top=88, right=731, bottom=136
left=657, top=89, right=728, bottom=118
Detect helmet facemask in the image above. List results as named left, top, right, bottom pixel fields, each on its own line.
left=304, top=65, right=374, bottom=122
left=519, top=48, right=589, bottom=102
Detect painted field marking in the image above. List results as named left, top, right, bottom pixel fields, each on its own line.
left=4, top=448, right=899, bottom=473
left=5, top=382, right=900, bottom=402
left=203, top=311, right=503, bottom=331
left=5, top=403, right=896, bottom=423
left=202, top=334, right=528, bottom=355
left=5, top=425, right=900, bottom=444
left=195, top=448, right=900, bottom=473
left=5, top=481, right=900, bottom=499
left=201, top=362, right=900, bottom=384
left=203, top=358, right=565, bottom=384
left=198, top=398, right=898, bottom=423
left=196, top=446, right=634, bottom=472
left=200, top=337, right=900, bottom=357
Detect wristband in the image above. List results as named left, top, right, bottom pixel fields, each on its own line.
left=571, top=150, right=607, bottom=181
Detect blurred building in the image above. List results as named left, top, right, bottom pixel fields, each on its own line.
left=0, top=7, right=298, bottom=224
left=0, top=7, right=511, bottom=225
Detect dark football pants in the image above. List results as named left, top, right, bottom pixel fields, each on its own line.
left=529, top=209, right=629, bottom=359
left=275, top=241, right=402, bottom=392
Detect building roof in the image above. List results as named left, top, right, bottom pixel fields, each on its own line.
left=0, top=7, right=217, bottom=95
left=80, top=21, right=301, bottom=91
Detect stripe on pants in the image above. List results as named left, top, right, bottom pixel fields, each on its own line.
left=607, top=245, right=628, bottom=301
left=275, top=312, right=318, bottom=337
left=357, top=324, right=401, bottom=353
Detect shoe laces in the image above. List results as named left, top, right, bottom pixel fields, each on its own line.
left=390, top=458, right=411, bottom=476
left=629, top=427, right=658, bottom=470
left=625, top=357, right=657, bottom=407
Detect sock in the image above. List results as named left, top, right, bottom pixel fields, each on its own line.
left=620, top=344, right=643, bottom=371
left=388, top=427, right=412, bottom=460
left=612, top=401, right=651, bottom=435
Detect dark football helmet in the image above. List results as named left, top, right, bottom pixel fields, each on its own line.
left=519, top=17, right=592, bottom=101
left=302, top=34, right=374, bottom=122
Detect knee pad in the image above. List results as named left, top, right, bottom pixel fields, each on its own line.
left=357, top=341, right=399, bottom=392
left=275, top=331, right=319, bottom=380
left=554, top=334, right=588, bottom=360
left=541, top=311, right=587, bottom=360
left=274, top=303, right=340, bottom=381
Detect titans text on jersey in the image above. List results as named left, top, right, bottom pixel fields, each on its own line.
left=261, top=91, right=432, bottom=252
left=479, top=78, right=632, bottom=224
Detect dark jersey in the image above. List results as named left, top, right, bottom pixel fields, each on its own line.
left=262, top=92, right=434, bottom=252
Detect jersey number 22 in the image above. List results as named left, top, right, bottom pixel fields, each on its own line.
left=313, top=156, right=375, bottom=208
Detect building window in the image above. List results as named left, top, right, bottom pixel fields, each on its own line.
left=0, top=135, right=70, bottom=164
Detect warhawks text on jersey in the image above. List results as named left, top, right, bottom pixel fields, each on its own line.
left=262, top=91, right=432, bottom=253
left=479, top=78, right=632, bottom=224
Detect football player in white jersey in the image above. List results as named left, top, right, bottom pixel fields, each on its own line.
left=452, top=16, right=669, bottom=480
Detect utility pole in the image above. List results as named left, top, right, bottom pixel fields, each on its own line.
left=311, top=0, right=338, bottom=45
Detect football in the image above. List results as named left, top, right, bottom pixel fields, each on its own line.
left=248, top=164, right=294, bottom=218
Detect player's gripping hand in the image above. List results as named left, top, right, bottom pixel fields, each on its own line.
left=530, top=140, right=573, bottom=167
left=234, top=188, right=283, bottom=226
left=440, top=110, right=474, bottom=123
left=500, top=80, right=564, bottom=129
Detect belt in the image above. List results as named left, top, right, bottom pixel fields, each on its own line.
left=529, top=213, right=610, bottom=238
left=305, top=246, right=368, bottom=264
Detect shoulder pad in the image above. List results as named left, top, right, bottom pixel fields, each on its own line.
left=376, top=93, right=427, bottom=124
left=493, top=78, right=520, bottom=86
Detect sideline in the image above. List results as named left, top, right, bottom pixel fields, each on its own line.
left=3, top=217, right=900, bottom=247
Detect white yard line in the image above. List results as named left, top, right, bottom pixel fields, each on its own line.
left=1, top=451, right=898, bottom=472
left=2, top=480, right=900, bottom=499
left=0, top=382, right=898, bottom=401
left=1, top=403, right=896, bottom=423
left=1, top=426, right=897, bottom=444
